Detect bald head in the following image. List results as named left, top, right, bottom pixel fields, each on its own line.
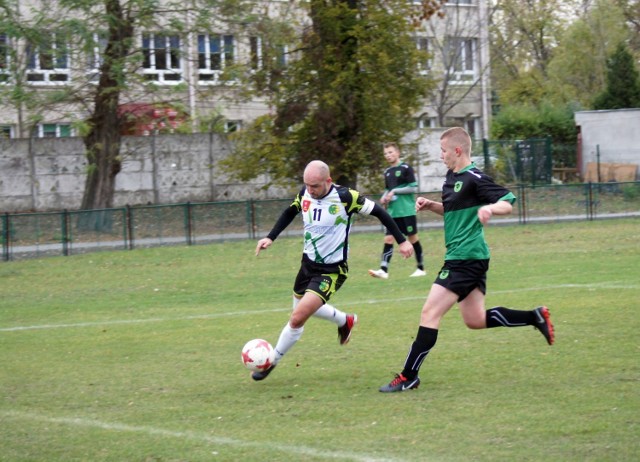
left=303, top=160, right=332, bottom=199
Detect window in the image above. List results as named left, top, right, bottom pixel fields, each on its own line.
left=198, top=34, right=234, bottom=84
left=0, top=33, right=10, bottom=83
left=445, top=37, right=476, bottom=82
left=416, top=116, right=436, bottom=130
left=224, top=120, right=242, bottom=133
left=142, top=33, right=182, bottom=83
left=26, top=33, right=70, bottom=83
left=414, top=36, right=431, bottom=74
left=249, top=36, right=263, bottom=70
left=39, top=123, right=72, bottom=138
left=0, top=125, right=13, bottom=138
left=445, top=117, right=478, bottom=139
left=249, top=36, right=288, bottom=70
left=87, top=32, right=108, bottom=82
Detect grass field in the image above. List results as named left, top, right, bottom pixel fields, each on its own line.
left=1, top=219, right=639, bottom=461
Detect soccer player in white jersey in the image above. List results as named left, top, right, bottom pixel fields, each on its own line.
left=252, top=160, right=413, bottom=381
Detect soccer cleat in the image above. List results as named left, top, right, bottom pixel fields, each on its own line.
left=379, top=373, right=420, bottom=393
left=533, top=306, right=554, bottom=345
left=368, top=269, right=389, bottom=279
left=338, top=314, right=358, bottom=345
left=409, top=269, right=427, bottom=277
left=251, top=364, right=276, bottom=381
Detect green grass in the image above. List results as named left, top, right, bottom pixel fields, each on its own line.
left=1, top=219, right=639, bottom=461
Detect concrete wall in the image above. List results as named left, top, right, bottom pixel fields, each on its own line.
left=0, top=133, right=290, bottom=213
left=575, top=109, right=640, bottom=180
left=0, top=130, right=449, bottom=213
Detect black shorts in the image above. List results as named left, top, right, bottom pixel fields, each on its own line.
left=385, top=215, right=418, bottom=237
left=293, top=255, right=348, bottom=303
left=434, top=259, right=489, bottom=302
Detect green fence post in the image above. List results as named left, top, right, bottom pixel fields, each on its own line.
left=2, top=212, right=9, bottom=261
left=185, top=202, right=193, bottom=246
left=247, top=200, right=256, bottom=240
left=518, top=185, right=526, bottom=224
left=126, top=205, right=135, bottom=250
left=62, top=209, right=70, bottom=256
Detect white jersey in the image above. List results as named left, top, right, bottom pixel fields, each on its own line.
left=293, top=184, right=375, bottom=265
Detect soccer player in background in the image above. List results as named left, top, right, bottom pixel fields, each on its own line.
left=252, top=160, right=413, bottom=381
left=368, top=142, right=426, bottom=279
left=379, top=127, right=554, bottom=393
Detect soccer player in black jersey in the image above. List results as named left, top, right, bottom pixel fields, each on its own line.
left=252, top=160, right=413, bottom=382
left=379, top=127, right=554, bottom=393
left=368, top=142, right=426, bottom=280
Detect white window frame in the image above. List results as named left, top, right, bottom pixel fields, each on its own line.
left=446, top=37, right=477, bottom=83
left=0, top=125, right=14, bottom=138
left=249, top=36, right=288, bottom=70
left=86, top=32, right=108, bottom=83
left=0, top=33, right=10, bottom=84
left=249, top=36, right=263, bottom=70
left=142, top=33, right=183, bottom=84
left=197, top=33, right=235, bottom=85
left=26, top=32, right=70, bottom=84
left=414, top=36, right=431, bottom=75
left=38, top=123, right=73, bottom=138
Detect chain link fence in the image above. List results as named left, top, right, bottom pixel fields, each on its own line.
left=2, top=181, right=640, bottom=261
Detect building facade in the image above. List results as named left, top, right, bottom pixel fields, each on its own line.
left=0, top=0, right=490, bottom=142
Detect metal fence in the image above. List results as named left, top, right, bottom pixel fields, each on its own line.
left=2, top=181, right=640, bottom=261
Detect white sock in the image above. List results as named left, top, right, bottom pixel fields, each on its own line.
left=273, top=322, right=304, bottom=364
left=313, top=303, right=347, bottom=326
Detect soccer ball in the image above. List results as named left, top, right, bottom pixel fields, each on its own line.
left=241, top=339, right=276, bottom=372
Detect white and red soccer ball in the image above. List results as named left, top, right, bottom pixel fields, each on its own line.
left=241, top=339, right=275, bottom=372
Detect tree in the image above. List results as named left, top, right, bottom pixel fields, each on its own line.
left=546, top=0, right=630, bottom=107
left=489, top=0, right=578, bottom=106
left=420, top=1, right=492, bottom=129
left=0, top=0, right=252, bottom=225
left=223, top=0, right=439, bottom=190
left=593, top=42, right=640, bottom=109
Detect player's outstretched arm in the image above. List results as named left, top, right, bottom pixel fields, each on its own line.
left=255, top=238, right=273, bottom=256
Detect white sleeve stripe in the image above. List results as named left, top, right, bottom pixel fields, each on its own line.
left=360, top=198, right=375, bottom=215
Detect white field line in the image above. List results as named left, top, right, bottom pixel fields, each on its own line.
left=0, top=410, right=403, bottom=462
left=1, top=282, right=637, bottom=333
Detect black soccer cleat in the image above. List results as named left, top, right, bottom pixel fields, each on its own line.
left=251, top=364, right=276, bottom=381
left=379, top=373, right=421, bottom=393
left=338, top=314, right=358, bottom=345
left=533, top=306, right=554, bottom=345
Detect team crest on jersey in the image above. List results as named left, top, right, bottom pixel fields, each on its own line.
left=454, top=181, right=463, bottom=192
left=439, top=270, right=449, bottom=280
left=395, top=171, right=401, bottom=177
left=328, top=204, right=340, bottom=215
left=302, top=199, right=311, bottom=212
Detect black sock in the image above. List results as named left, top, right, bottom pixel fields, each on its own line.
left=486, top=306, right=535, bottom=328
left=401, top=326, right=438, bottom=380
left=381, top=243, right=393, bottom=271
left=412, top=241, right=424, bottom=270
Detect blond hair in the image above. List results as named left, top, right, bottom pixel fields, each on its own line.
left=441, top=127, right=472, bottom=156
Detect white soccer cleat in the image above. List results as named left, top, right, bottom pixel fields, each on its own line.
left=409, top=269, right=427, bottom=277
left=368, top=269, right=389, bottom=279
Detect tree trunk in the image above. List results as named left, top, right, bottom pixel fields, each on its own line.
left=79, top=0, right=134, bottom=231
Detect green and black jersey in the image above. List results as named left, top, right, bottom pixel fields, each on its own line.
left=384, top=162, right=418, bottom=218
left=442, top=164, right=516, bottom=261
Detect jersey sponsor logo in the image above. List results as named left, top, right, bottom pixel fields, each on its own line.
left=302, top=199, right=311, bottom=212
left=454, top=181, right=463, bottom=192
left=439, top=270, right=449, bottom=280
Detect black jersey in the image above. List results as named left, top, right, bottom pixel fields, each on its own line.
left=442, top=164, right=516, bottom=260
